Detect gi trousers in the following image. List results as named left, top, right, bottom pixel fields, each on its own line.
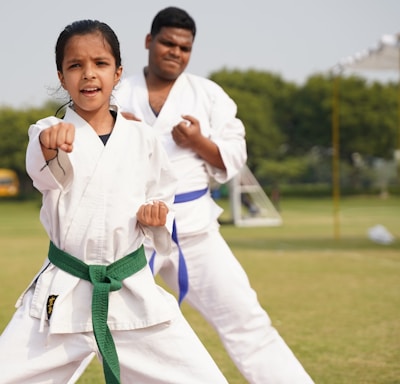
left=153, top=223, right=315, bottom=384
left=0, top=289, right=228, bottom=384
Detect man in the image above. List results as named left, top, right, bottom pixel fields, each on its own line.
left=116, top=7, right=314, bottom=383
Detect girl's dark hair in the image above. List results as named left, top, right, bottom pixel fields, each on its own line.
left=55, top=19, right=121, bottom=72
left=150, top=7, right=196, bottom=39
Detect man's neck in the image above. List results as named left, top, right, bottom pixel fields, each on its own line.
left=144, top=67, right=175, bottom=89
left=144, top=67, right=177, bottom=114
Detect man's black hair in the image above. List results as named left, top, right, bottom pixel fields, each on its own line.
left=150, top=7, right=196, bottom=39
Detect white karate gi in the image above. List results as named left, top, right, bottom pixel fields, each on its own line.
left=0, top=106, right=228, bottom=384
left=114, top=73, right=315, bottom=384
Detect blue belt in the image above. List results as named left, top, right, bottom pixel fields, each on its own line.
left=149, top=187, right=208, bottom=304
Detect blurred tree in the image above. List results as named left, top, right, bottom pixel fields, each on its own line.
left=0, top=101, right=60, bottom=194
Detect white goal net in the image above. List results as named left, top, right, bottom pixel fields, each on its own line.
left=228, top=165, right=282, bottom=227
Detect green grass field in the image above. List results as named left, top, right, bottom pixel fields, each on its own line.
left=0, top=196, right=399, bottom=383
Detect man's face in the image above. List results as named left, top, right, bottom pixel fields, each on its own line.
left=146, top=27, right=194, bottom=81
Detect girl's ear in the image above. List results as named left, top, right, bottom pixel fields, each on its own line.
left=114, top=66, right=123, bottom=86
left=58, top=71, right=66, bottom=89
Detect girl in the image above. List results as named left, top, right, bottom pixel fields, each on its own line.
left=0, top=20, right=227, bottom=384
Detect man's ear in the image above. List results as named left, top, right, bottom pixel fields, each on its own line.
left=145, top=34, right=152, bottom=49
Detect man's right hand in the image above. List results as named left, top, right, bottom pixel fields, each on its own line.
left=121, top=112, right=141, bottom=121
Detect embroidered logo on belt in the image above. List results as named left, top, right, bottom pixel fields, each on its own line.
left=47, top=295, right=58, bottom=320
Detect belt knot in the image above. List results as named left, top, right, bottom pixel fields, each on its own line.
left=88, top=265, right=122, bottom=292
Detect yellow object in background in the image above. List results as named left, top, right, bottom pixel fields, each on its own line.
left=0, top=168, right=19, bottom=197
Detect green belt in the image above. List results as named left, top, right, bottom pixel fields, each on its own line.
left=48, top=241, right=147, bottom=384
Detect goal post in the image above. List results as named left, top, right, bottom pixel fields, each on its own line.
left=228, top=165, right=282, bottom=227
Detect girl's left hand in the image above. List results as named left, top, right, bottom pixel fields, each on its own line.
left=137, top=201, right=169, bottom=226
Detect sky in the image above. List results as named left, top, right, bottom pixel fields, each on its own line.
left=0, top=0, right=399, bottom=108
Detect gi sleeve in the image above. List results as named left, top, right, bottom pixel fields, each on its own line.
left=26, top=117, right=73, bottom=192
left=205, top=82, right=247, bottom=183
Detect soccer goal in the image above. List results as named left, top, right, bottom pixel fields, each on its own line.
left=228, top=165, right=282, bottom=227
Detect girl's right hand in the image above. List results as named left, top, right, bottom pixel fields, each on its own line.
left=39, top=122, right=75, bottom=153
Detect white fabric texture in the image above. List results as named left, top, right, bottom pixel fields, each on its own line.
left=114, top=72, right=315, bottom=383
left=115, top=72, right=247, bottom=236
left=0, top=290, right=228, bottom=383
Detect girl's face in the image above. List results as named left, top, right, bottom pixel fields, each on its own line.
left=58, top=32, right=122, bottom=118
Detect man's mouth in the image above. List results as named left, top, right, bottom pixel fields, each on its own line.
left=165, top=57, right=180, bottom=66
